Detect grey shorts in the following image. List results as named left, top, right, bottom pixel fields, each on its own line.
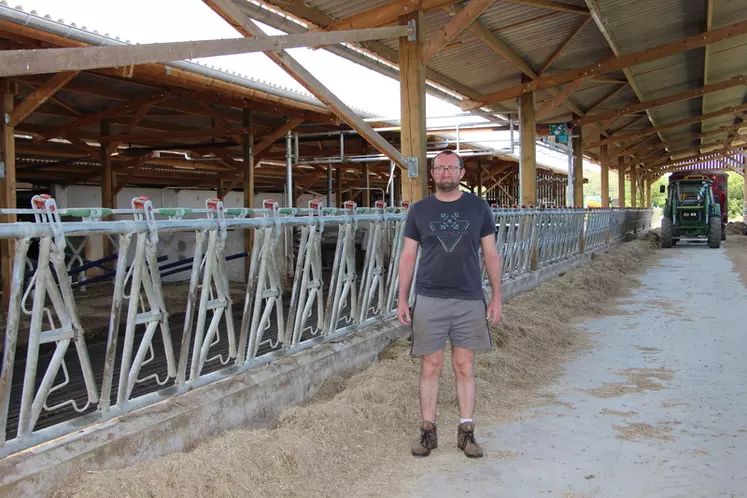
left=410, top=294, right=493, bottom=357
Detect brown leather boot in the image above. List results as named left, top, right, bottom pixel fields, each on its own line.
left=411, top=421, right=438, bottom=457
left=457, top=422, right=484, bottom=458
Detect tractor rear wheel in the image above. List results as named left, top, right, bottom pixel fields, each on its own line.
left=708, top=216, right=721, bottom=248
left=661, top=217, right=673, bottom=248
left=721, top=223, right=727, bottom=241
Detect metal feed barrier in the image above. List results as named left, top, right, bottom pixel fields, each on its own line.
left=0, top=195, right=652, bottom=457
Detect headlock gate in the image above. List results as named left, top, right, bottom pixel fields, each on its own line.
left=0, top=195, right=652, bottom=457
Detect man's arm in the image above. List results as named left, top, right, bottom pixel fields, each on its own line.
left=481, top=234, right=503, bottom=326
left=398, top=237, right=419, bottom=305
left=481, top=235, right=502, bottom=302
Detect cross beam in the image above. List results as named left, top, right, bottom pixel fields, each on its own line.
left=0, top=26, right=410, bottom=77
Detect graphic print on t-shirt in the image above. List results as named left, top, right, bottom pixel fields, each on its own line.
left=428, top=212, right=470, bottom=252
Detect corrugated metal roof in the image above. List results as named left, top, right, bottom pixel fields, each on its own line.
left=0, top=1, right=382, bottom=118
left=595, top=0, right=704, bottom=55
left=7, top=0, right=745, bottom=177
left=304, top=0, right=393, bottom=21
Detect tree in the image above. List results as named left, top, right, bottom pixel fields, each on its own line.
left=726, top=172, right=744, bottom=221
left=650, top=175, right=668, bottom=207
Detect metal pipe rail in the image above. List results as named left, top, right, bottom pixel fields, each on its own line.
left=0, top=195, right=652, bottom=458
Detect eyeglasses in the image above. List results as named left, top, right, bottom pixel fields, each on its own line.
left=432, top=166, right=461, bottom=174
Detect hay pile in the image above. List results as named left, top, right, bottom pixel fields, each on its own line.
left=725, top=232, right=747, bottom=288
left=53, top=233, right=661, bottom=498
left=726, top=221, right=746, bottom=235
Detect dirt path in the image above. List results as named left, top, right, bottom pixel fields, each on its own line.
left=412, top=238, right=747, bottom=498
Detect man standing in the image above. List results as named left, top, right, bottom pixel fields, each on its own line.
left=397, top=150, right=503, bottom=458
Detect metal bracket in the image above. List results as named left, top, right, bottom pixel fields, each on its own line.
left=406, top=156, right=419, bottom=178
left=0, top=161, right=4, bottom=179
left=407, top=19, right=417, bottom=41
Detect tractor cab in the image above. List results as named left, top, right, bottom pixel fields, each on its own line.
left=660, top=175, right=722, bottom=248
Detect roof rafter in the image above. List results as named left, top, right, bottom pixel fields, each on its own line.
left=316, top=0, right=456, bottom=32
left=537, top=17, right=591, bottom=75
left=206, top=0, right=412, bottom=169
left=587, top=103, right=747, bottom=148
left=572, top=76, right=747, bottom=126
left=11, top=71, right=79, bottom=126
left=422, top=0, right=495, bottom=64
left=500, top=0, right=590, bottom=15
left=701, top=0, right=715, bottom=145
left=448, top=2, right=604, bottom=134
left=460, top=19, right=747, bottom=110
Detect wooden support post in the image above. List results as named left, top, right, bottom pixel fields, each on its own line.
left=0, top=82, right=16, bottom=313
left=518, top=81, right=538, bottom=269
left=335, top=166, right=342, bottom=207
left=100, top=119, right=114, bottom=256
left=572, top=120, right=584, bottom=207
left=243, top=109, right=254, bottom=256
left=362, top=163, right=370, bottom=207
left=519, top=84, right=537, bottom=207
left=630, top=162, right=637, bottom=208
left=477, top=160, right=483, bottom=198
left=327, top=164, right=333, bottom=207
left=617, top=156, right=626, bottom=208
left=399, top=11, right=428, bottom=203
left=645, top=177, right=652, bottom=208
left=600, top=143, right=610, bottom=207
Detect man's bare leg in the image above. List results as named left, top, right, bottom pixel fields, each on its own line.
left=420, top=349, right=445, bottom=422
left=452, top=347, right=475, bottom=419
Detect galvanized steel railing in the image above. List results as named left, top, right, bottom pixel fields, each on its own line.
left=0, top=196, right=651, bottom=457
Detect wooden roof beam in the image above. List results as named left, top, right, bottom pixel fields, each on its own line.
left=627, top=123, right=745, bottom=158
left=501, top=0, right=590, bottom=15
left=646, top=133, right=744, bottom=168
left=572, top=75, right=747, bottom=126
left=585, top=84, right=629, bottom=113
left=537, top=17, right=591, bottom=75
left=649, top=148, right=745, bottom=173
left=587, top=103, right=747, bottom=149
left=535, top=76, right=592, bottom=119
left=11, top=71, right=79, bottom=126
left=316, top=0, right=456, bottom=32
left=204, top=0, right=409, bottom=169
left=450, top=3, right=605, bottom=135
left=461, top=19, right=747, bottom=111
left=422, top=0, right=495, bottom=64
left=701, top=0, right=715, bottom=146
left=99, top=126, right=253, bottom=144
left=110, top=96, right=172, bottom=151
left=37, top=91, right=168, bottom=141
left=0, top=26, right=409, bottom=77
left=254, top=117, right=304, bottom=159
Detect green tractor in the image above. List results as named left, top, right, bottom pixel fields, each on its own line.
left=660, top=175, right=722, bottom=249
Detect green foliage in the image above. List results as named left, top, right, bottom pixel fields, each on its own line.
left=726, top=172, right=744, bottom=221
left=650, top=176, right=668, bottom=207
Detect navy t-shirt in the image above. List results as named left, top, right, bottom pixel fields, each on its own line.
left=403, top=193, right=496, bottom=301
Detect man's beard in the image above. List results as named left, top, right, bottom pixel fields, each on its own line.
left=436, top=180, right=459, bottom=192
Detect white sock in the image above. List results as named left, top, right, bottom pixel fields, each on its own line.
left=460, top=418, right=473, bottom=425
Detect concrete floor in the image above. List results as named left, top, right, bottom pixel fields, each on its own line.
left=415, top=241, right=747, bottom=498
